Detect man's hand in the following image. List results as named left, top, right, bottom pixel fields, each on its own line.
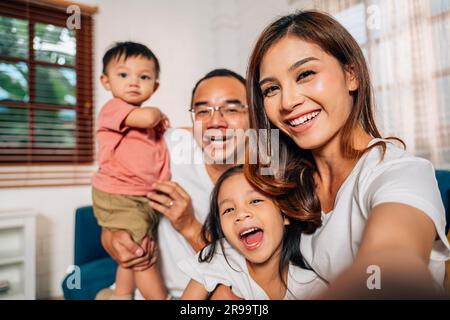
left=101, top=229, right=157, bottom=271
left=147, top=181, right=204, bottom=251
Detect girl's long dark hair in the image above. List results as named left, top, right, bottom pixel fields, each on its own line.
left=200, top=166, right=310, bottom=291
left=245, top=11, right=404, bottom=234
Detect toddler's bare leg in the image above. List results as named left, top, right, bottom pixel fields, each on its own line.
left=135, top=264, right=167, bottom=299
left=114, top=266, right=135, bottom=297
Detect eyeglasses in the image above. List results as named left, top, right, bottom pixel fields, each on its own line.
left=189, top=102, right=248, bottom=121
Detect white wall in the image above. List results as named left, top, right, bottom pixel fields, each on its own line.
left=0, top=0, right=303, bottom=299
left=234, top=0, right=299, bottom=74
left=89, top=0, right=305, bottom=120
left=87, top=0, right=218, bottom=127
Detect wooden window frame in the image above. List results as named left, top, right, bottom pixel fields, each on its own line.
left=0, top=0, right=94, bottom=165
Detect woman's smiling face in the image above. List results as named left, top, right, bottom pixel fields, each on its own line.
left=259, top=35, right=358, bottom=151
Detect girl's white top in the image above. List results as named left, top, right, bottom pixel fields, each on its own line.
left=178, top=240, right=327, bottom=300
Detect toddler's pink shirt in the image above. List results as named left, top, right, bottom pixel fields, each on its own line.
left=92, top=98, right=170, bottom=195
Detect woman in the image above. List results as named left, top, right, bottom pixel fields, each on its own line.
left=245, top=10, right=450, bottom=298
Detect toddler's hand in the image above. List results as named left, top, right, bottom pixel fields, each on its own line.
left=155, top=112, right=170, bottom=138
left=146, top=107, right=163, bottom=128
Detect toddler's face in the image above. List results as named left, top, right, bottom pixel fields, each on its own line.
left=101, top=55, right=159, bottom=106
left=218, top=173, right=288, bottom=265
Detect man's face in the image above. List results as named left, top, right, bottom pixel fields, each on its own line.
left=191, top=76, right=249, bottom=164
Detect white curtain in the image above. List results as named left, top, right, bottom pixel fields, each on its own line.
left=294, top=0, right=450, bottom=169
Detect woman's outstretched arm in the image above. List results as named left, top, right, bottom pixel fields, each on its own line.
left=321, top=203, right=438, bottom=299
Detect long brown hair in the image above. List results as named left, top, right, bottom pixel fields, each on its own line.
left=245, top=10, right=401, bottom=234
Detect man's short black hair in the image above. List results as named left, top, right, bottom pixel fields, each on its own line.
left=102, top=41, right=160, bottom=78
left=190, top=69, right=246, bottom=107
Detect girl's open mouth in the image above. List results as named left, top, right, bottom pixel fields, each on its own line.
left=239, top=227, right=263, bottom=250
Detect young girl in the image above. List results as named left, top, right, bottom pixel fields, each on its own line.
left=179, top=166, right=327, bottom=300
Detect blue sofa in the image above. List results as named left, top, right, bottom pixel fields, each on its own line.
left=436, top=170, right=450, bottom=235
left=62, top=171, right=450, bottom=299
left=61, top=206, right=116, bottom=300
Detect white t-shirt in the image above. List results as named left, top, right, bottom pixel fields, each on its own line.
left=178, top=240, right=327, bottom=300
left=134, top=128, right=213, bottom=299
left=300, top=139, right=450, bottom=288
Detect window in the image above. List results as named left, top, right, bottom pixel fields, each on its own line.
left=0, top=0, right=94, bottom=164
left=333, top=0, right=450, bottom=169
left=0, top=0, right=96, bottom=187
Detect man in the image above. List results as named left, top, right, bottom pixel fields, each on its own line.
left=98, top=69, right=249, bottom=299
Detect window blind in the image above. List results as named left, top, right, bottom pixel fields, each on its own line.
left=0, top=0, right=96, bottom=187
